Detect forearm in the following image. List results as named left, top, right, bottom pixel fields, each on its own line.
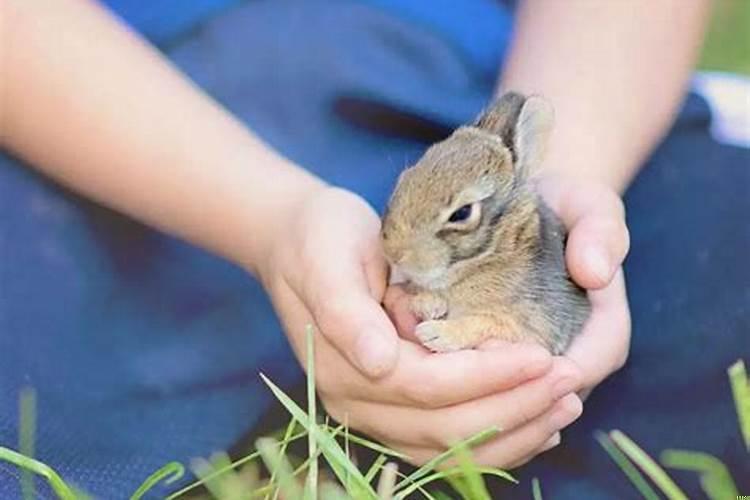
left=498, top=0, right=711, bottom=192
left=0, top=0, right=323, bottom=274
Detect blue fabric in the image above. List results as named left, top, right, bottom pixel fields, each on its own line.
left=1, top=0, right=748, bottom=498
left=101, top=0, right=243, bottom=44
left=358, top=0, right=514, bottom=76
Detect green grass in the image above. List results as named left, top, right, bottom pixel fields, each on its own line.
left=699, top=0, right=750, bottom=76
left=1, top=334, right=748, bottom=499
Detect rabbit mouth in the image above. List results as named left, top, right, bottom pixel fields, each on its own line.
left=397, top=266, right=449, bottom=290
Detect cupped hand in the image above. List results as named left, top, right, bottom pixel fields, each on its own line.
left=384, top=174, right=631, bottom=465
left=535, top=173, right=632, bottom=394
left=256, top=186, right=584, bottom=467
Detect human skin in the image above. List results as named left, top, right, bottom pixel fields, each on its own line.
left=0, top=0, right=709, bottom=468
left=370, top=0, right=710, bottom=463
left=502, top=0, right=710, bottom=400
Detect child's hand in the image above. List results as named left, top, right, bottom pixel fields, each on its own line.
left=384, top=175, right=630, bottom=465
left=536, top=174, right=632, bottom=396
left=257, top=186, right=584, bottom=467
left=386, top=175, right=631, bottom=396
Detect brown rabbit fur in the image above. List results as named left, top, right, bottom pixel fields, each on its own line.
left=381, top=92, right=590, bottom=354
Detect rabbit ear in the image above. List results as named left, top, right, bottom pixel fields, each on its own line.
left=475, top=92, right=554, bottom=179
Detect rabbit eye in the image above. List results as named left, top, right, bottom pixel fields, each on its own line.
left=448, top=204, right=473, bottom=223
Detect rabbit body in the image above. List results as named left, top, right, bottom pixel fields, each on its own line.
left=381, top=92, right=590, bottom=354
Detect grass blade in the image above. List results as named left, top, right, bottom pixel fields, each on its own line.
left=432, top=493, right=453, bottom=500
left=18, top=387, right=36, bottom=500
left=319, top=482, right=351, bottom=500
left=269, top=418, right=297, bottom=500
left=212, top=451, right=254, bottom=499
left=191, top=456, right=236, bottom=500
left=260, top=372, right=378, bottom=499
left=130, top=462, right=185, bottom=500
left=728, top=360, right=750, bottom=450
left=305, top=325, right=318, bottom=500
left=396, top=427, right=501, bottom=490
left=257, top=437, right=303, bottom=500
left=344, top=416, right=351, bottom=493
left=321, top=425, right=409, bottom=460
left=376, top=463, right=398, bottom=499
left=251, top=441, right=331, bottom=499
left=609, top=430, right=688, bottom=500
left=0, top=447, right=77, bottom=500
left=364, top=455, right=388, bottom=484
left=660, top=449, right=739, bottom=500
left=531, top=477, right=543, bottom=500
left=595, top=432, right=659, bottom=500
left=166, top=429, right=309, bottom=499
left=391, top=469, right=437, bottom=500
left=394, top=467, right=514, bottom=499
left=452, top=444, right=490, bottom=500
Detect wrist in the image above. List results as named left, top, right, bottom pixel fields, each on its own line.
left=534, top=138, right=636, bottom=195
left=232, top=155, right=328, bottom=279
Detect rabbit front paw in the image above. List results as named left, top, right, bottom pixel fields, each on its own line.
left=415, top=318, right=487, bottom=352
left=410, top=292, right=448, bottom=321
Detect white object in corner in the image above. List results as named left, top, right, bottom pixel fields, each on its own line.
left=691, top=71, right=750, bottom=149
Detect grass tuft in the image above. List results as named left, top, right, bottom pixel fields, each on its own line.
left=1, top=328, right=747, bottom=500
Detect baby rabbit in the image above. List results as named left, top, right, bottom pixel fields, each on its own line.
left=381, top=92, right=590, bottom=355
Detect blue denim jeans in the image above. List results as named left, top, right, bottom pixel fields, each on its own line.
left=1, top=1, right=747, bottom=497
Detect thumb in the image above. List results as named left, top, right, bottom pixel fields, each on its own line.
left=537, top=176, right=629, bottom=290
left=303, top=257, right=399, bottom=378
left=565, top=212, right=630, bottom=290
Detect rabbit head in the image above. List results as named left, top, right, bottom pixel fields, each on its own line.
left=381, top=92, right=554, bottom=290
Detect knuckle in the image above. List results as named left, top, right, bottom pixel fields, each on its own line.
left=315, top=297, right=357, bottom=337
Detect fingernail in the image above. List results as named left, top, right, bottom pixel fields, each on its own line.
left=549, top=395, right=583, bottom=428
left=541, top=433, right=561, bottom=451
left=553, top=377, right=579, bottom=400
left=356, top=330, right=397, bottom=377
left=584, top=246, right=611, bottom=284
